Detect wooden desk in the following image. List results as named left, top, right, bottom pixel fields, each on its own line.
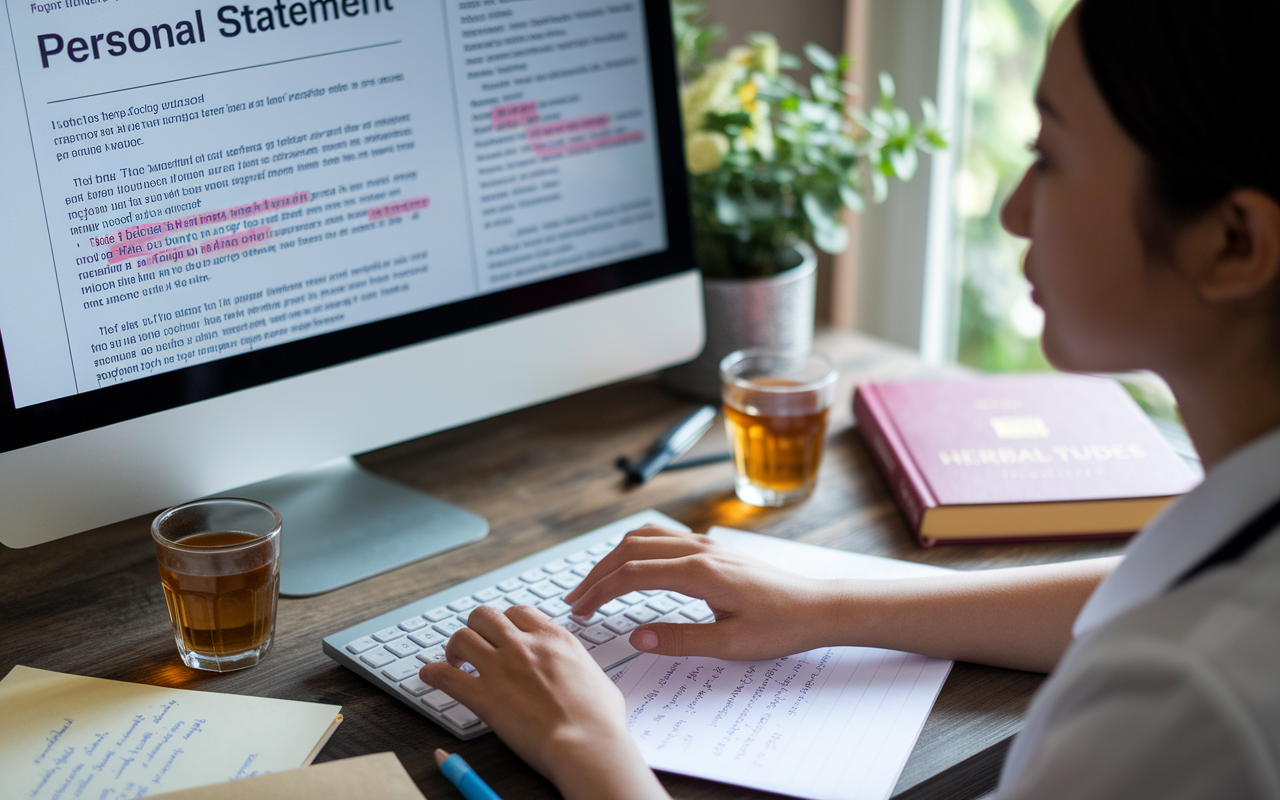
left=0, top=332, right=1125, bottom=800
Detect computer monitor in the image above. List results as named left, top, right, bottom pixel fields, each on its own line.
left=0, top=0, right=702, bottom=594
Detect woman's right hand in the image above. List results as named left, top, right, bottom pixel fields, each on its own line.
left=564, top=525, right=842, bottom=660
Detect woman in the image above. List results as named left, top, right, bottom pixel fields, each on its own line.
left=421, top=1, right=1280, bottom=796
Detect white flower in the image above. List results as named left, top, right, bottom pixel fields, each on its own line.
left=686, top=131, right=731, bottom=174
left=680, top=58, right=744, bottom=135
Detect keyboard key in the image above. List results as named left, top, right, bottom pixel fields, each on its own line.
left=617, top=592, right=646, bottom=605
left=519, top=569, right=545, bottom=583
left=497, top=578, right=524, bottom=593
left=542, top=559, right=570, bottom=574
left=607, top=534, right=624, bottom=545
left=576, top=611, right=606, bottom=627
left=400, top=675, right=433, bottom=697
left=505, top=589, right=539, bottom=606
left=456, top=613, right=473, bottom=625
left=447, top=597, right=477, bottom=613
left=360, top=649, right=397, bottom=668
left=571, top=563, right=595, bottom=577
left=557, top=617, right=585, bottom=634
left=422, top=690, right=458, bottom=712
left=566, top=551, right=591, bottom=563
left=444, top=704, right=481, bottom=729
left=473, top=587, right=502, bottom=602
left=382, top=658, right=421, bottom=682
left=680, top=601, right=714, bottom=622
left=624, top=605, right=660, bottom=624
left=482, top=598, right=514, bottom=614
left=599, top=599, right=627, bottom=617
left=537, top=598, right=572, bottom=617
left=587, top=543, right=611, bottom=555
left=604, top=616, right=639, bottom=635
left=552, top=573, right=582, bottom=590
left=579, top=625, right=616, bottom=645
left=409, top=630, right=446, bottom=648
left=417, top=645, right=448, bottom=664
left=432, top=619, right=466, bottom=636
left=646, top=595, right=680, bottom=614
left=385, top=639, right=421, bottom=658
left=398, top=616, right=429, bottom=633
left=527, top=580, right=563, bottom=599
left=345, top=636, right=378, bottom=654
left=666, top=591, right=695, bottom=603
left=640, top=590, right=666, bottom=597
left=372, top=626, right=406, bottom=643
left=423, top=607, right=453, bottom=622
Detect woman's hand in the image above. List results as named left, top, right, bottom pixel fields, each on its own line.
left=564, top=525, right=840, bottom=660
left=418, top=605, right=670, bottom=800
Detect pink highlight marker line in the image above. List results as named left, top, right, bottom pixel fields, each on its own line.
left=492, top=101, right=540, bottom=130
left=528, top=129, right=645, bottom=158
left=366, top=196, right=430, bottom=222
left=105, top=190, right=311, bottom=264
left=525, top=114, right=610, bottom=144
left=198, top=226, right=274, bottom=256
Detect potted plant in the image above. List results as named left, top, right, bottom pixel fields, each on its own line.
left=662, top=1, right=946, bottom=399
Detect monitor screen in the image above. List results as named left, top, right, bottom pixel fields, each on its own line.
left=0, top=0, right=691, bottom=453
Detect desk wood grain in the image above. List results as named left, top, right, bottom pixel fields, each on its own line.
left=0, top=332, right=1124, bottom=800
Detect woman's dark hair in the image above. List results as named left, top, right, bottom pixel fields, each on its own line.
left=1077, top=0, right=1280, bottom=254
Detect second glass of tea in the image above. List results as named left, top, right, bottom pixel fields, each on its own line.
left=151, top=498, right=282, bottom=672
left=720, top=349, right=838, bottom=507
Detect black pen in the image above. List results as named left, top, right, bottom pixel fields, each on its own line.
left=619, top=404, right=718, bottom=484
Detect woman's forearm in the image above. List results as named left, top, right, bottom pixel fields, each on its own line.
left=812, top=556, right=1121, bottom=673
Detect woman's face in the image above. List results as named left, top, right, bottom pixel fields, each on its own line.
left=1001, top=12, right=1190, bottom=374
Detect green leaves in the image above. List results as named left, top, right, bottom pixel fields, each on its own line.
left=672, top=0, right=947, bottom=276
left=804, top=43, right=838, bottom=73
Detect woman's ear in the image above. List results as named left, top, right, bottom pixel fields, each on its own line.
left=1182, top=188, right=1280, bottom=305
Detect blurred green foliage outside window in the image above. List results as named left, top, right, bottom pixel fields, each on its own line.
left=951, top=0, right=1188, bottom=444
left=953, top=0, right=1069, bottom=372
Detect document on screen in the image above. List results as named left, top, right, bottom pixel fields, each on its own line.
left=613, top=529, right=954, bottom=800
left=0, top=0, right=666, bottom=408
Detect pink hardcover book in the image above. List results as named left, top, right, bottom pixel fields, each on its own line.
left=853, top=374, right=1201, bottom=546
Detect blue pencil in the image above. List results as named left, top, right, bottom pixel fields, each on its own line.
left=435, top=748, right=503, bottom=800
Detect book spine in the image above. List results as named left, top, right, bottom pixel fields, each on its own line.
left=853, top=385, right=938, bottom=544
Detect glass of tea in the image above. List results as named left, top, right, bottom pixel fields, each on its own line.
left=720, top=349, right=838, bottom=507
left=151, top=498, right=282, bottom=672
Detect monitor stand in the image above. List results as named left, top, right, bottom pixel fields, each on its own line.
left=227, top=457, right=488, bottom=597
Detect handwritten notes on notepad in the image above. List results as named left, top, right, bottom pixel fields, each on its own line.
left=612, top=528, right=953, bottom=800
left=0, top=666, right=342, bottom=800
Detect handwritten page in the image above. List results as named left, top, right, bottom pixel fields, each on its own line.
left=613, top=528, right=953, bottom=800
left=0, top=666, right=341, bottom=800
left=152, top=753, right=426, bottom=800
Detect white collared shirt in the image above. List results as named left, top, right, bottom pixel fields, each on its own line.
left=994, top=424, right=1280, bottom=799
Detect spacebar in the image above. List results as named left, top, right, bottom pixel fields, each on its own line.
left=591, top=636, right=641, bottom=671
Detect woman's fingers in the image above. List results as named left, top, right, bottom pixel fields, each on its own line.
left=419, top=659, right=478, bottom=698
left=568, top=554, right=711, bottom=619
left=505, top=603, right=556, bottom=633
left=444, top=625, right=497, bottom=667
left=564, top=527, right=707, bottom=605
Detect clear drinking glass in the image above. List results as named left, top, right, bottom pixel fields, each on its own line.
left=720, top=349, right=838, bottom=507
left=151, top=498, right=282, bottom=672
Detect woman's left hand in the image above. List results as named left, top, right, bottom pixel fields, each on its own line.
left=418, top=605, right=671, bottom=800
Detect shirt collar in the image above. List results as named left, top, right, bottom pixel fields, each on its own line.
left=1073, top=423, right=1280, bottom=637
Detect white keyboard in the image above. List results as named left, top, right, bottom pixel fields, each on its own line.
left=321, top=510, right=713, bottom=739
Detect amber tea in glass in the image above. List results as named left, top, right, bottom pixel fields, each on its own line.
left=720, top=350, right=838, bottom=507
left=152, top=498, right=281, bottom=672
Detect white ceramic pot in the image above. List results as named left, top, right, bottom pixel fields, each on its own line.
left=662, top=241, right=817, bottom=402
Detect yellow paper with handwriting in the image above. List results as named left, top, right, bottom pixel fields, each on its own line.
left=0, top=666, right=342, bottom=800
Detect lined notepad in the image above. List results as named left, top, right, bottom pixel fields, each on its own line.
left=613, top=528, right=953, bottom=800
left=0, top=666, right=341, bottom=800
